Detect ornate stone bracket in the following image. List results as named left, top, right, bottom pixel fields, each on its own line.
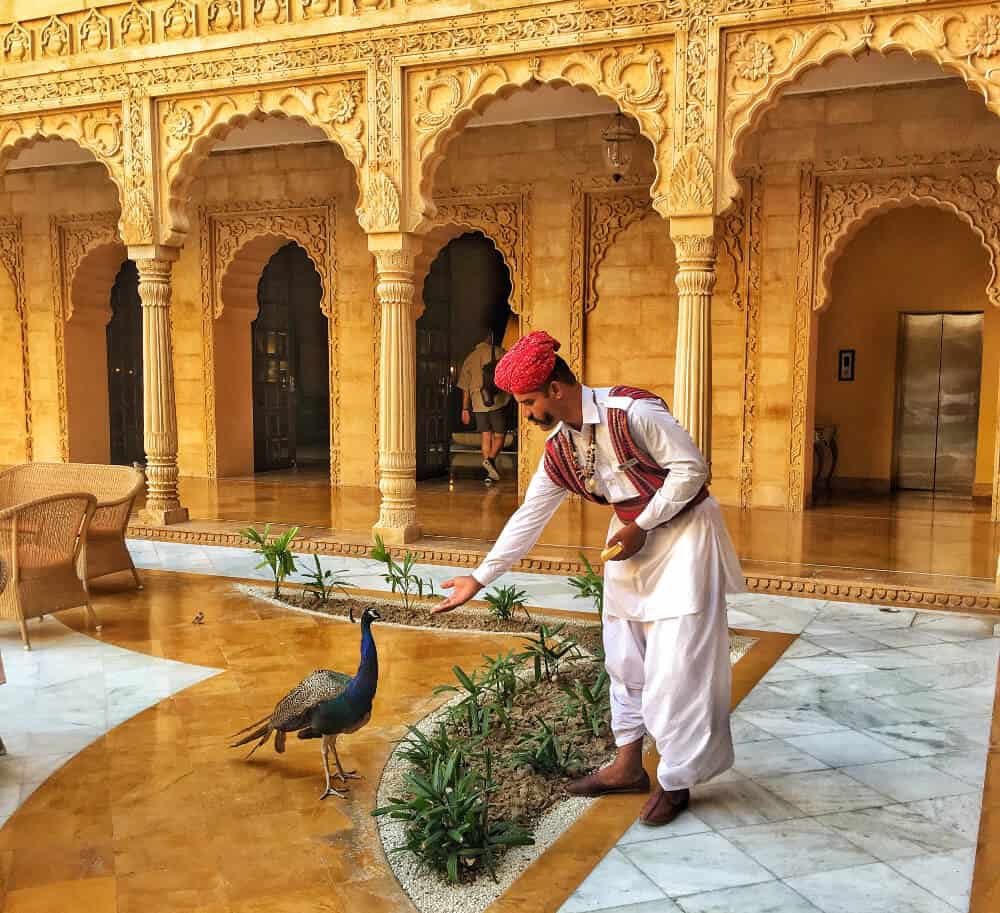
left=198, top=199, right=340, bottom=483
left=0, top=216, right=30, bottom=460
left=407, top=40, right=673, bottom=228
left=720, top=9, right=1000, bottom=213
left=158, top=78, right=365, bottom=245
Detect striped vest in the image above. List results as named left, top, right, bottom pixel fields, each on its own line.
left=543, top=386, right=670, bottom=523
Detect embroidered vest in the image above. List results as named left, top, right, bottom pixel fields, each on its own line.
left=543, top=386, right=670, bottom=523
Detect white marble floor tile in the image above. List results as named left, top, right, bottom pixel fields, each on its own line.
left=889, top=848, right=975, bottom=912
left=863, top=720, right=983, bottom=758
left=842, top=649, right=938, bottom=670
left=737, top=708, right=848, bottom=739
left=730, top=715, right=775, bottom=744
left=732, top=739, right=829, bottom=779
left=904, top=794, right=984, bottom=843
left=898, top=659, right=998, bottom=691
left=617, top=812, right=712, bottom=845
left=840, top=758, right=974, bottom=803
left=623, top=832, right=773, bottom=898
left=786, top=862, right=957, bottom=913
left=864, top=627, right=952, bottom=649
left=722, top=818, right=876, bottom=879
left=754, top=770, right=891, bottom=817
left=675, top=880, right=824, bottom=913
left=784, top=731, right=907, bottom=768
left=784, top=656, right=878, bottom=677
left=903, top=642, right=998, bottom=665
left=816, top=803, right=975, bottom=861
left=879, top=687, right=995, bottom=720
left=565, top=901, right=682, bottom=913
left=804, top=633, right=886, bottom=654
left=781, top=639, right=830, bottom=659
left=922, top=750, right=988, bottom=788
left=690, top=776, right=806, bottom=829
left=561, top=849, right=668, bottom=913
left=938, top=714, right=994, bottom=748
left=808, top=697, right=921, bottom=731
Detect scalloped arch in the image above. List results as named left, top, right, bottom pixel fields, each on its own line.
left=721, top=14, right=1000, bottom=213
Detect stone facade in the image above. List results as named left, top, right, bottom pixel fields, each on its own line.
left=2, top=0, right=1000, bottom=537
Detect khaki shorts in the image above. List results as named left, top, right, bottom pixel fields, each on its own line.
left=474, top=410, right=506, bottom=433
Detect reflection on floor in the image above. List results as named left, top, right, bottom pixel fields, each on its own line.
left=137, top=474, right=1000, bottom=586
left=0, top=559, right=997, bottom=912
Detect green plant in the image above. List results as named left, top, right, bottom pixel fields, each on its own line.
left=560, top=668, right=611, bottom=737
left=302, top=555, right=353, bottom=606
left=373, top=750, right=533, bottom=883
left=511, top=718, right=584, bottom=777
left=436, top=664, right=490, bottom=737
left=240, top=524, right=298, bottom=598
left=517, top=623, right=581, bottom=683
left=371, top=534, right=438, bottom=611
left=481, top=650, right=520, bottom=709
left=483, top=585, right=532, bottom=623
left=397, top=723, right=467, bottom=772
left=568, top=552, right=604, bottom=615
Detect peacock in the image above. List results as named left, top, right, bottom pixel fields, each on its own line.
left=230, top=606, right=380, bottom=800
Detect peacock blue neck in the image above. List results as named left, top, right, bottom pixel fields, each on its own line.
left=347, top=616, right=378, bottom=705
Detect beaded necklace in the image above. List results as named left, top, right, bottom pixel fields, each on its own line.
left=568, top=390, right=599, bottom=494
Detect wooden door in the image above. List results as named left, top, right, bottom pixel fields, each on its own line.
left=106, top=260, right=144, bottom=466
left=253, top=255, right=296, bottom=472
left=416, top=249, right=452, bottom=480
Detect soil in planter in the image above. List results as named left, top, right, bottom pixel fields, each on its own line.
left=264, top=588, right=605, bottom=656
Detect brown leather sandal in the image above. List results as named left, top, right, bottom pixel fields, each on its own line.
left=566, top=770, right=651, bottom=797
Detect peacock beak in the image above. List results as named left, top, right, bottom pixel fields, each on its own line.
left=349, top=605, right=356, bottom=623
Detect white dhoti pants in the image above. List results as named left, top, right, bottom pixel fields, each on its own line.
left=602, top=594, right=735, bottom=791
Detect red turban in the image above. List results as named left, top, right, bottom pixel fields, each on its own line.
left=495, top=330, right=561, bottom=394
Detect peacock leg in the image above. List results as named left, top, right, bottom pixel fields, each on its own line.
left=319, top=735, right=348, bottom=800
left=331, top=739, right=361, bottom=782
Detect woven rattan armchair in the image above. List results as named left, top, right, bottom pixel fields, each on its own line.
left=0, top=492, right=99, bottom=650
left=0, top=463, right=144, bottom=589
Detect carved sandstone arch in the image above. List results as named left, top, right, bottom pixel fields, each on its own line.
left=815, top=171, right=1000, bottom=312
left=158, top=78, right=366, bottom=247
left=0, top=108, right=127, bottom=221
left=413, top=185, right=532, bottom=491
left=720, top=8, right=1000, bottom=212
left=407, top=40, right=674, bottom=230
left=199, top=200, right=340, bottom=482
left=0, top=217, right=30, bottom=463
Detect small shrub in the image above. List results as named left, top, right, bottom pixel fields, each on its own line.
left=373, top=750, right=534, bottom=883
left=397, top=723, right=466, bottom=772
left=517, top=623, right=581, bottom=683
left=302, top=555, right=353, bottom=606
left=371, top=534, right=438, bottom=611
left=484, top=585, right=532, bottom=623
left=436, top=664, right=490, bottom=737
left=568, top=552, right=604, bottom=616
left=559, top=668, right=611, bottom=737
left=240, top=524, right=298, bottom=598
left=511, top=718, right=584, bottom=777
left=481, top=650, right=520, bottom=710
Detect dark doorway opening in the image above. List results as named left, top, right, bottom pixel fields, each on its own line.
left=107, top=259, right=144, bottom=467
left=417, top=232, right=514, bottom=481
left=252, top=242, right=329, bottom=473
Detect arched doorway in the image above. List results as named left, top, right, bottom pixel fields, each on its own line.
left=106, top=260, right=144, bottom=467
left=815, top=205, right=995, bottom=501
left=0, top=260, right=28, bottom=464
left=252, top=242, right=328, bottom=474
left=417, top=231, right=514, bottom=482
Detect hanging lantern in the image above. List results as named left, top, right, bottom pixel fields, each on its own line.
left=601, top=110, right=639, bottom=182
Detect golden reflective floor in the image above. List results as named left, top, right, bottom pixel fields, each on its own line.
left=139, top=471, right=1000, bottom=585
left=0, top=572, right=784, bottom=913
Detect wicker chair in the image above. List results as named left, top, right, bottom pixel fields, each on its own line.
left=0, top=492, right=98, bottom=650
left=0, top=463, right=144, bottom=589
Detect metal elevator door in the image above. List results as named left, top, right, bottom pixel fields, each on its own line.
left=894, top=313, right=983, bottom=494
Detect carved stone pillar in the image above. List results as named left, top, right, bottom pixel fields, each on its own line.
left=372, top=237, right=421, bottom=544
left=134, top=254, right=188, bottom=525
left=671, top=231, right=717, bottom=459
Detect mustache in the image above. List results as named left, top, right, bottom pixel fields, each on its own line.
left=527, top=413, right=554, bottom=426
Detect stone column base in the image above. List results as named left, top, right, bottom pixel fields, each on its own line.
left=139, top=505, right=190, bottom=526
left=372, top=522, right=422, bottom=545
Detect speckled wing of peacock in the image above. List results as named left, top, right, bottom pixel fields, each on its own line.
left=230, top=669, right=352, bottom=756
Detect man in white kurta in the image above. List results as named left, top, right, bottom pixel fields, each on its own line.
left=435, top=330, right=744, bottom=826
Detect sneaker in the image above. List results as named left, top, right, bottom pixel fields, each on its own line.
left=483, top=458, right=500, bottom=482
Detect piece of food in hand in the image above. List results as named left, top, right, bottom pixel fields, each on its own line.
left=601, top=542, right=624, bottom=562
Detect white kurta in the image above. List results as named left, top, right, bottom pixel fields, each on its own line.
left=473, top=386, right=744, bottom=790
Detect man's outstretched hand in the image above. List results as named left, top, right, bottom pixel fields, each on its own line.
left=606, top=521, right=648, bottom=561
left=433, top=575, right=483, bottom=614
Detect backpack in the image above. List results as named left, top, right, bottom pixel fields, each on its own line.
left=480, top=344, right=500, bottom=407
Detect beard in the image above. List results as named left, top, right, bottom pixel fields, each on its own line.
left=528, top=412, right=556, bottom=430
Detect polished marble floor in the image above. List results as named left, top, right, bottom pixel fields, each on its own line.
left=1, top=556, right=998, bottom=913
left=141, top=472, right=1000, bottom=583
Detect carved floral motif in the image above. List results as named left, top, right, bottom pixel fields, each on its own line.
left=0, top=217, right=31, bottom=461
left=163, top=1, right=197, bottom=40
left=207, top=0, right=241, bottom=32
left=120, top=2, right=152, bottom=47
left=668, top=145, right=715, bottom=215
left=40, top=17, right=70, bottom=58
left=968, top=13, right=1000, bottom=59
left=732, top=37, right=774, bottom=80
left=3, top=23, right=31, bottom=63
left=78, top=9, right=110, bottom=52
